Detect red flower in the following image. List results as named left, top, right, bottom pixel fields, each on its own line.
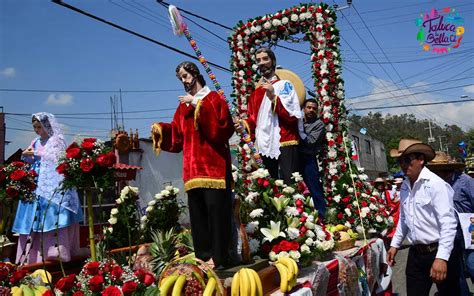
left=81, top=140, right=95, bottom=152
left=122, top=281, right=138, bottom=295
left=84, top=261, right=100, bottom=275
left=55, top=274, right=76, bottom=292
left=28, top=170, right=38, bottom=178
left=9, top=268, right=28, bottom=285
left=262, top=180, right=270, bottom=187
left=73, top=292, right=85, bottom=296
left=10, top=169, right=27, bottom=181
left=6, top=186, right=19, bottom=198
left=66, top=147, right=82, bottom=159
left=12, top=161, right=25, bottom=167
left=143, top=272, right=155, bottom=286
left=89, top=275, right=104, bottom=292
left=0, top=266, right=9, bottom=281
left=42, top=290, right=55, bottom=296
left=83, top=138, right=97, bottom=143
left=56, top=163, right=69, bottom=175
left=337, top=212, right=344, bottom=219
left=96, top=152, right=116, bottom=168
left=101, top=285, right=121, bottom=296
left=80, top=158, right=95, bottom=173
left=110, top=265, right=123, bottom=280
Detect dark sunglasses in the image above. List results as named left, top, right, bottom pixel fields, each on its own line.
left=397, top=155, right=414, bottom=165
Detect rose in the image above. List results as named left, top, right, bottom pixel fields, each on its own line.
left=96, top=152, right=116, bottom=168
left=12, top=161, right=24, bottom=167
left=42, top=290, right=55, bottom=296
left=72, top=292, right=85, bottom=296
left=6, top=186, right=19, bottom=198
left=81, top=140, right=95, bottom=152
left=56, top=163, right=69, bottom=175
left=143, top=272, right=155, bottom=286
left=122, top=281, right=138, bottom=295
left=10, top=169, right=27, bottom=181
left=0, top=266, right=9, bottom=281
left=89, top=275, right=104, bottom=292
left=101, top=285, right=121, bottom=296
left=55, top=274, right=76, bottom=292
left=84, top=261, right=100, bottom=275
left=80, top=158, right=95, bottom=173
left=9, top=269, right=28, bottom=285
left=66, top=143, right=82, bottom=159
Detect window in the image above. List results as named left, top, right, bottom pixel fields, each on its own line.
left=365, top=139, right=372, bottom=154
left=352, top=135, right=359, bottom=151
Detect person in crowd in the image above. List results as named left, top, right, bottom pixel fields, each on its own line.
left=12, top=112, right=83, bottom=264
left=427, top=151, right=474, bottom=295
left=151, top=61, right=235, bottom=270
left=374, top=177, right=391, bottom=205
left=385, top=177, right=403, bottom=244
left=387, top=139, right=460, bottom=295
left=298, top=98, right=326, bottom=218
left=235, top=47, right=305, bottom=185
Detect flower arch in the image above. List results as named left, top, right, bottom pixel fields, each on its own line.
left=229, top=3, right=391, bottom=232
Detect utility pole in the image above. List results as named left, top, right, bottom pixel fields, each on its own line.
left=438, top=135, right=446, bottom=152
left=0, top=107, right=4, bottom=164
left=426, top=120, right=436, bottom=145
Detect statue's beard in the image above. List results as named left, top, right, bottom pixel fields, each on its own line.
left=183, top=77, right=197, bottom=93
left=258, top=65, right=274, bottom=78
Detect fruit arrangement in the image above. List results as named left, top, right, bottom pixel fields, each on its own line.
left=230, top=267, right=263, bottom=296
left=10, top=269, right=52, bottom=296
left=327, top=224, right=358, bottom=251
left=159, top=258, right=223, bottom=296
left=273, top=257, right=299, bottom=293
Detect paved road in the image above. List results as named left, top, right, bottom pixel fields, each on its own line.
left=391, top=242, right=473, bottom=295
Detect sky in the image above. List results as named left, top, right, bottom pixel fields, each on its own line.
left=1, top=0, right=473, bottom=158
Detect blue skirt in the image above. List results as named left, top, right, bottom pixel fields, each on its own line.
left=12, top=196, right=83, bottom=235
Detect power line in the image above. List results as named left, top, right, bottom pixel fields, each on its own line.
left=352, top=98, right=474, bottom=111
left=51, top=0, right=231, bottom=73
left=5, top=126, right=109, bottom=137
left=5, top=108, right=176, bottom=116
left=0, top=85, right=232, bottom=93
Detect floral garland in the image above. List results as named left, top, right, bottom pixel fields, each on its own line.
left=140, top=186, right=183, bottom=242
left=229, top=3, right=390, bottom=234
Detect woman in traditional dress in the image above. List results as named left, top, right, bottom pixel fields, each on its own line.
left=12, top=112, right=83, bottom=264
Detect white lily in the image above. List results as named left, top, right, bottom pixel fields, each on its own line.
left=260, top=221, right=286, bottom=243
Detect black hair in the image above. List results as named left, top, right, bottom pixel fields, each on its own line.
left=303, top=98, right=318, bottom=107
left=175, top=61, right=206, bottom=87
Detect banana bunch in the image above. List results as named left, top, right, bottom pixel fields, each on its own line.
left=11, top=285, right=48, bottom=296
left=31, top=269, right=52, bottom=284
left=273, top=257, right=299, bottom=293
left=231, top=268, right=263, bottom=296
left=159, top=272, right=220, bottom=296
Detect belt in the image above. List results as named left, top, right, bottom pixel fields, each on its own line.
left=411, top=242, right=438, bottom=254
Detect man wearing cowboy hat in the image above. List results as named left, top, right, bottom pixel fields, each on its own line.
left=387, top=139, right=460, bottom=295
left=427, top=151, right=474, bottom=294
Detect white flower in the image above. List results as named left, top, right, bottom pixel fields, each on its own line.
left=292, top=194, right=304, bottom=200
left=356, top=226, right=365, bottom=234
left=260, top=221, right=286, bottom=243
left=269, top=251, right=277, bottom=261
left=110, top=208, right=119, bottom=215
left=316, top=230, right=327, bottom=241
left=369, top=203, right=377, bottom=210
left=165, top=185, right=174, bottom=191
left=287, top=227, right=300, bottom=240
left=291, top=14, right=298, bottom=21
left=272, top=19, right=281, bottom=26
left=368, top=228, right=377, bottom=234
left=282, top=17, right=289, bottom=24
left=317, top=240, right=335, bottom=251
left=333, top=195, right=341, bottom=203
left=345, top=222, right=352, bottom=229
left=285, top=207, right=299, bottom=217
left=155, top=194, right=164, bottom=200
left=289, top=250, right=301, bottom=261
left=277, top=251, right=290, bottom=258
left=344, top=208, right=352, bottom=217
left=245, top=221, right=259, bottom=234
left=291, top=172, right=303, bottom=182
left=275, top=179, right=284, bottom=187
left=305, top=237, right=315, bottom=246
left=263, top=22, right=271, bottom=29
left=376, top=215, right=383, bottom=223
left=243, top=144, right=250, bottom=151
left=161, top=189, right=170, bottom=197
left=249, top=209, right=264, bottom=219
left=249, top=239, right=260, bottom=254
left=245, top=192, right=259, bottom=204
left=108, top=217, right=117, bottom=225
left=140, top=216, right=148, bottom=222
left=128, top=186, right=139, bottom=195
left=306, top=230, right=315, bottom=238
left=120, top=186, right=130, bottom=197
left=299, top=13, right=306, bottom=21
left=305, top=221, right=316, bottom=230
left=146, top=206, right=153, bottom=213
left=115, top=198, right=123, bottom=204
left=107, top=226, right=113, bottom=234
left=282, top=187, right=295, bottom=194
left=301, top=244, right=311, bottom=254
left=148, top=200, right=156, bottom=206
left=347, top=188, right=354, bottom=194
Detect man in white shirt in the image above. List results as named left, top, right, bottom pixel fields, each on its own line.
left=386, top=139, right=460, bottom=295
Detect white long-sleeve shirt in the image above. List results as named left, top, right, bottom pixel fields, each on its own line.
left=390, top=167, right=457, bottom=261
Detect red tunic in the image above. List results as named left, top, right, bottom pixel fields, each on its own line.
left=385, top=190, right=400, bottom=238
left=151, top=91, right=234, bottom=192
left=244, top=84, right=300, bottom=146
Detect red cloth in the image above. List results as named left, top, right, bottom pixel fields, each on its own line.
left=152, top=91, right=234, bottom=191
left=244, top=84, right=300, bottom=145
left=385, top=191, right=400, bottom=238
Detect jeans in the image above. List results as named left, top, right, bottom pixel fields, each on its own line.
left=299, top=154, right=326, bottom=218
left=466, top=249, right=474, bottom=283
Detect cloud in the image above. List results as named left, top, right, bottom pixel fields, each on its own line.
left=46, top=93, right=74, bottom=105
left=0, top=67, right=16, bottom=78
left=347, top=77, right=474, bottom=131
left=463, top=84, right=474, bottom=94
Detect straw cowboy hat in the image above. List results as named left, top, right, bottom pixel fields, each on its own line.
left=0, top=234, right=15, bottom=248
left=394, top=177, right=404, bottom=184
left=426, top=151, right=465, bottom=171
left=389, top=139, right=435, bottom=161
left=374, top=177, right=386, bottom=184
left=256, top=68, right=306, bottom=106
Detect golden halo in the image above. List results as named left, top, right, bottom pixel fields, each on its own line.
left=256, top=68, right=306, bottom=106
